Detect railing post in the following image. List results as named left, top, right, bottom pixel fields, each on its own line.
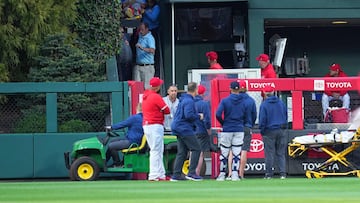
left=46, top=93, right=58, bottom=133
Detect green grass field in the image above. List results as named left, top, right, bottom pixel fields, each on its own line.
left=0, top=178, right=359, bottom=203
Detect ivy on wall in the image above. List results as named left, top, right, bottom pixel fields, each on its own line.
left=74, top=0, right=123, bottom=64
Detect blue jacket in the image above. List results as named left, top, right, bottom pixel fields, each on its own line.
left=259, top=96, right=287, bottom=135
left=194, top=95, right=211, bottom=135
left=216, top=93, right=251, bottom=132
left=142, top=4, right=160, bottom=30
left=171, top=93, right=200, bottom=136
left=111, top=113, right=143, bottom=145
left=242, top=93, right=257, bottom=128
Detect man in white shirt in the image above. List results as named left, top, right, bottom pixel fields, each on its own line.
left=163, top=84, right=179, bottom=131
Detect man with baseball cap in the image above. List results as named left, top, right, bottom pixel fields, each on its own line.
left=142, top=77, right=170, bottom=181
left=205, top=51, right=226, bottom=81
left=215, top=80, right=252, bottom=181
left=206, top=51, right=223, bottom=70
left=259, top=85, right=287, bottom=179
left=256, top=53, right=277, bottom=79
left=322, top=63, right=350, bottom=117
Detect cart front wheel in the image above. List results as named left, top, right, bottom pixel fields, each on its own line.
left=70, top=156, right=100, bottom=181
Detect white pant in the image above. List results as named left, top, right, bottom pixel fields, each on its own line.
left=218, top=132, right=244, bottom=173
left=133, top=64, right=155, bottom=89
left=322, top=93, right=350, bottom=116
left=143, top=124, right=165, bottom=180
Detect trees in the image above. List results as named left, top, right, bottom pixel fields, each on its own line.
left=0, top=0, right=77, bottom=82
left=1, top=1, right=124, bottom=132
left=23, top=34, right=108, bottom=132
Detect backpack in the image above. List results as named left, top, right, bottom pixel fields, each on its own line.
left=324, top=107, right=350, bottom=123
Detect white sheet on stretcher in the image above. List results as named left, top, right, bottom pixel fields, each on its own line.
left=292, top=130, right=354, bottom=144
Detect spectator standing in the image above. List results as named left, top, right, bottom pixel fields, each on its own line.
left=259, top=85, right=287, bottom=179
left=142, top=0, right=161, bottom=77
left=170, top=82, right=203, bottom=181
left=256, top=53, right=277, bottom=79
left=322, top=63, right=350, bottom=117
left=215, top=81, right=251, bottom=181
left=206, top=51, right=223, bottom=70
left=106, top=103, right=143, bottom=167
left=205, top=51, right=226, bottom=89
left=142, top=77, right=170, bottom=181
left=163, top=84, right=179, bottom=131
left=134, top=22, right=156, bottom=89
left=116, top=28, right=133, bottom=81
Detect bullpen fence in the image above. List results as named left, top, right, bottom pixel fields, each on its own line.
left=0, top=81, right=135, bottom=179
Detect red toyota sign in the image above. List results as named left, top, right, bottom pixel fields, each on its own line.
left=247, top=133, right=265, bottom=158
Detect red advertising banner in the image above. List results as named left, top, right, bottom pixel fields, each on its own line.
left=247, top=133, right=265, bottom=159
left=295, top=77, right=359, bottom=91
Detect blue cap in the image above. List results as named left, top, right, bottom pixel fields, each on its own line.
left=230, top=81, right=240, bottom=90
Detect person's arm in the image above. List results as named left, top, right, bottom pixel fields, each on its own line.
left=111, top=115, right=134, bottom=130
left=144, top=5, right=160, bottom=23
left=251, top=101, right=257, bottom=126
left=203, top=102, right=211, bottom=130
left=258, top=104, right=266, bottom=134
left=156, top=95, right=170, bottom=114
left=138, top=45, right=155, bottom=54
left=183, top=100, right=199, bottom=121
left=216, top=101, right=224, bottom=126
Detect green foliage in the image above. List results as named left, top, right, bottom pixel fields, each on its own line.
left=28, top=34, right=105, bottom=82
left=0, top=0, right=77, bottom=81
left=14, top=106, right=46, bottom=133
left=0, top=63, right=9, bottom=82
left=25, top=34, right=109, bottom=132
left=59, top=119, right=93, bottom=132
left=74, top=0, right=123, bottom=64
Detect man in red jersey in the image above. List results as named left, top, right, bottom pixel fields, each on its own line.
left=206, top=51, right=226, bottom=81
left=256, top=53, right=277, bottom=79
left=142, top=77, right=170, bottom=181
left=206, top=51, right=223, bottom=70
left=322, top=63, right=350, bottom=117
left=256, top=53, right=277, bottom=99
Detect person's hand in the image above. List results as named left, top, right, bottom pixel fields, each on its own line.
left=199, top=113, right=204, bottom=120
left=135, top=43, right=142, bottom=50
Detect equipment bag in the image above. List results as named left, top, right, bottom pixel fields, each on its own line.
left=324, top=107, right=350, bottom=123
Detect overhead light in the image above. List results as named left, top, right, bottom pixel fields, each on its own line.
left=331, top=20, right=348, bottom=24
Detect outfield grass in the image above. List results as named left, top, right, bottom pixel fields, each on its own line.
left=0, top=178, right=359, bottom=203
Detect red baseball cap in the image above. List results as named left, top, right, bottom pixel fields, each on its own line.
left=330, top=63, right=341, bottom=71
left=206, top=51, right=218, bottom=61
left=149, top=77, right=163, bottom=87
left=256, top=54, right=270, bottom=62
left=263, top=85, right=275, bottom=93
left=198, top=85, right=206, bottom=95
left=237, top=80, right=247, bottom=89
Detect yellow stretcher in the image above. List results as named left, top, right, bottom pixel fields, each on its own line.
left=288, top=127, right=360, bottom=178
